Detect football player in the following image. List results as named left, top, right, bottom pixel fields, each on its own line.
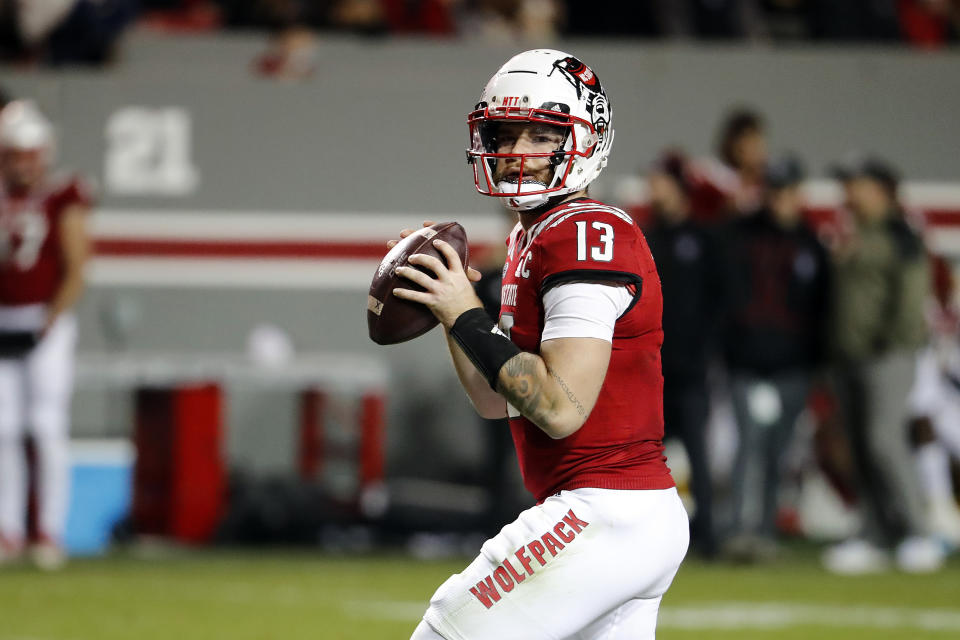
left=390, top=50, right=688, bottom=640
left=0, top=100, right=92, bottom=569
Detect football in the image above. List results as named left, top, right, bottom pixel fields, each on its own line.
left=367, top=222, right=470, bottom=345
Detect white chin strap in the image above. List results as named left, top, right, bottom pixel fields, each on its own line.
left=498, top=180, right=560, bottom=212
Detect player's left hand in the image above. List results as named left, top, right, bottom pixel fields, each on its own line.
left=393, top=238, right=484, bottom=329
left=387, top=222, right=484, bottom=284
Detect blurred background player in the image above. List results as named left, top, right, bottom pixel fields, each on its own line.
left=0, top=100, right=92, bottom=569
left=643, top=149, right=723, bottom=558
left=822, top=154, right=942, bottom=574
left=394, top=49, right=688, bottom=640
left=689, top=107, right=769, bottom=221
left=720, top=154, right=830, bottom=561
left=907, top=254, right=960, bottom=548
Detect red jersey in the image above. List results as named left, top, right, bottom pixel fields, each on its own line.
left=0, top=175, right=92, bottom=306
left=499, top=198, right=674, bottom=502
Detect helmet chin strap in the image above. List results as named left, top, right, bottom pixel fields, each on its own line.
left=498, top=179, right=565, bottom=212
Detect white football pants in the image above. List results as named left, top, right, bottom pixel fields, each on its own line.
left=909, top=347, right=960, bottom=514
left=0, top=305, right=76, bottom=544
left=910, top=347, right=960, bottom=459
left=417, top=487, right=689, bottom=640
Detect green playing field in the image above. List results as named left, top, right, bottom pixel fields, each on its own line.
left=0, top=547, right=957, bottom=639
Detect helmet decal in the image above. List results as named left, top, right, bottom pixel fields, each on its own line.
left=550, top=56, right=601, bottom=98
left=550, top=56, right=608, bottom=146
left=586, top=91, right=610, bottom=146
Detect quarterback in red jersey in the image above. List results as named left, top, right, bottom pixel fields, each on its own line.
left=0, top=100, right=92, bottom=569
left=391, top=50, right=688, bottom=640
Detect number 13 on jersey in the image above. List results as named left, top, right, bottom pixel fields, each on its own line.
left=576, top=220, right=614, bottom=262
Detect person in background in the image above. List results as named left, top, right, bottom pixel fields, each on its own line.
left=0, top=4, right=25, bottom=62
left=898, top=0, right=960, bottom=48
left=822, top=154, right=944, bottom=574
left=720, top=154, right=830, bottom=561
left=643, top=149, right=723, bottom=558
left=139, top=1, right=223, bottom=31
left=689, top=107, right=769, bottom=221
left=905, top=254, right=960, bottom=548
left=0, top=101, right=92, bottom=569
left=457, top=0, right=564, bottom=42
left=652, top=0, right=765, bottom=39
left=0, top=0, right=136, bottom=66
left=808, top=0, right=904, bottom=41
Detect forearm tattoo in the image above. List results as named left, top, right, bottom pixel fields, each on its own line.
left=496, top=353, right=586, bottom=428
left=551, top=368, right=586, bottom=418
left=498, top=353, right=555, bottom=426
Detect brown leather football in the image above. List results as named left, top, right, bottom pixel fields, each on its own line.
left=367, top=222, right=470, bottom=345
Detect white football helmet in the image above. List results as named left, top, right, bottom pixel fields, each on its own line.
left=0, top=100, right=55, bottom=154
left=467, top=49, right=614, bottom=211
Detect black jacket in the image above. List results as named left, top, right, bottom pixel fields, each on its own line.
left=720, top=209, right=831, bottom=375
left=644, top=216, right=724, bottom=382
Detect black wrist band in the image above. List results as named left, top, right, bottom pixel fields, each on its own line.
left=449, top=308, right=522, bottom=390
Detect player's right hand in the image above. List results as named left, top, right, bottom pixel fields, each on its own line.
left=386, top=221, right=482, bottom=283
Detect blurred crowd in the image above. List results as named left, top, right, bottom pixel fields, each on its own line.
left=0, top=0, right=957, bottom=68
left=618, top=107, right=960, bottom=573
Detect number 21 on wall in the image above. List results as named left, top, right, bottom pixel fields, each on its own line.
left=105, top=107, right=199, bottom=196
left=576, top=220, right=614, bottom=262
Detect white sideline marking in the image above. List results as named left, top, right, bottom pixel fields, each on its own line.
left=659, top=602, right=960, bottom=632
left=345, top=600, right=960, bottom=631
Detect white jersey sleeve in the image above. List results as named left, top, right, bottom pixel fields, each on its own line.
left=540, top=282, right=633, bottom=343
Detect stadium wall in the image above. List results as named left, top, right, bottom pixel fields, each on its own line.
left=1, top=34, right=958, bottom=482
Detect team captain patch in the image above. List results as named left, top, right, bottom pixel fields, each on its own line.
left=468, top=509, right=590, bottom=609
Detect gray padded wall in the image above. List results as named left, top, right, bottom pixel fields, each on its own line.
left=1, top=36, right=956, bottom=482
left=1, top=35, right=958, bottom=215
